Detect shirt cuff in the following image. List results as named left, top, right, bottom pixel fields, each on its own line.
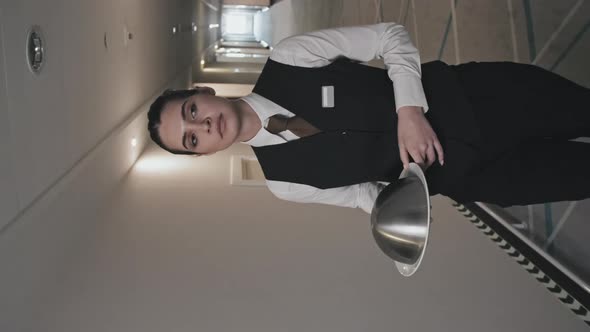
left=359, top=182, right=387, bottom=214
left=392, top=74, right=429, bottom=114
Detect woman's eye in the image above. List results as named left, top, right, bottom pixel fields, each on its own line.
left=191, top=133, right=197, bottom=147
left=191, top=104, right=196, bottom=119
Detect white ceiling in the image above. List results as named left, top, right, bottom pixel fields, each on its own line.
left=0, top=0, right=215, bottom=229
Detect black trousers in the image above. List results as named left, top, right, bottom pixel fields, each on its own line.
left=424, top=61, right=590, bottom=207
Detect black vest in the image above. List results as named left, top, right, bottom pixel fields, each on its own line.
left=251, top=58, right=483, bottom=190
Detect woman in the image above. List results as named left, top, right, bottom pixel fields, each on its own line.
left=147, top=22, right=590, bottom=213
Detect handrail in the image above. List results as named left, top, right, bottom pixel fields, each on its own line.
left=454, top=201, right=590, bottom=326
left=475, top=202, right=590, bottom=294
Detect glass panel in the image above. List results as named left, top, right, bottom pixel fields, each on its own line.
left=500, top=194, right=590, bottom=286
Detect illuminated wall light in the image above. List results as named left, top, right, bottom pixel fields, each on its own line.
left=234, top=68, right=240, bottom=72
left=209, top=24, right=219, bottom=29
left=193, top=25, right=198, bottom=32
left=131, top=138, right=138, bottom=147
left=135, top=155, right=192, bottom=173
left=200, top=60, right=205, bottom=65
left=134, top=154, right=212, bottom=174
left=226, top=53, right=248, bottom=58
left=172, top=27, right=177, bottom=34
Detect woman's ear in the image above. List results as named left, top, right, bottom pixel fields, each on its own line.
left=193, top=86, right=216, bottom=96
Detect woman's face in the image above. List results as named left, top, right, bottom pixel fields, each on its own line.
left=157, top=90, right=242, bottom=155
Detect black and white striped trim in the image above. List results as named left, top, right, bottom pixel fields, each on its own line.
left=452, top=202, right=590, bottom=327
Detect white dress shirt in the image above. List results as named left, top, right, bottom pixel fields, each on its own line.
left=240, top=22, right=429, bottom=214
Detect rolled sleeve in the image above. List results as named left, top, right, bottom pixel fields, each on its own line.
left=358, top=182, right=387, bottom=214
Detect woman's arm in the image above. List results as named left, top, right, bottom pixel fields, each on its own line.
left=270, top=22, right=429, bottom=114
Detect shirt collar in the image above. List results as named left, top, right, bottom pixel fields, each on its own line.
left=240, top=93, right=287, bottom=147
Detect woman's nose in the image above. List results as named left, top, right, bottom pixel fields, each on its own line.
left=189, top=117, right=212, bottom=133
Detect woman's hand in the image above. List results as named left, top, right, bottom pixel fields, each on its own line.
left=397, top=106, right=445, bottom=172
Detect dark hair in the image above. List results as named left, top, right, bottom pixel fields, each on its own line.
left=147, top=88, right=202, bottom=156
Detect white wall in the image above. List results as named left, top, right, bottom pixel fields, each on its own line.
left=0, top=142, right=582, bottom=331
left=0, top=0, right=197, bottom=230
left=0, top=69, right=193, bottom=332
left=0, top=0, right=199, bottom=327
